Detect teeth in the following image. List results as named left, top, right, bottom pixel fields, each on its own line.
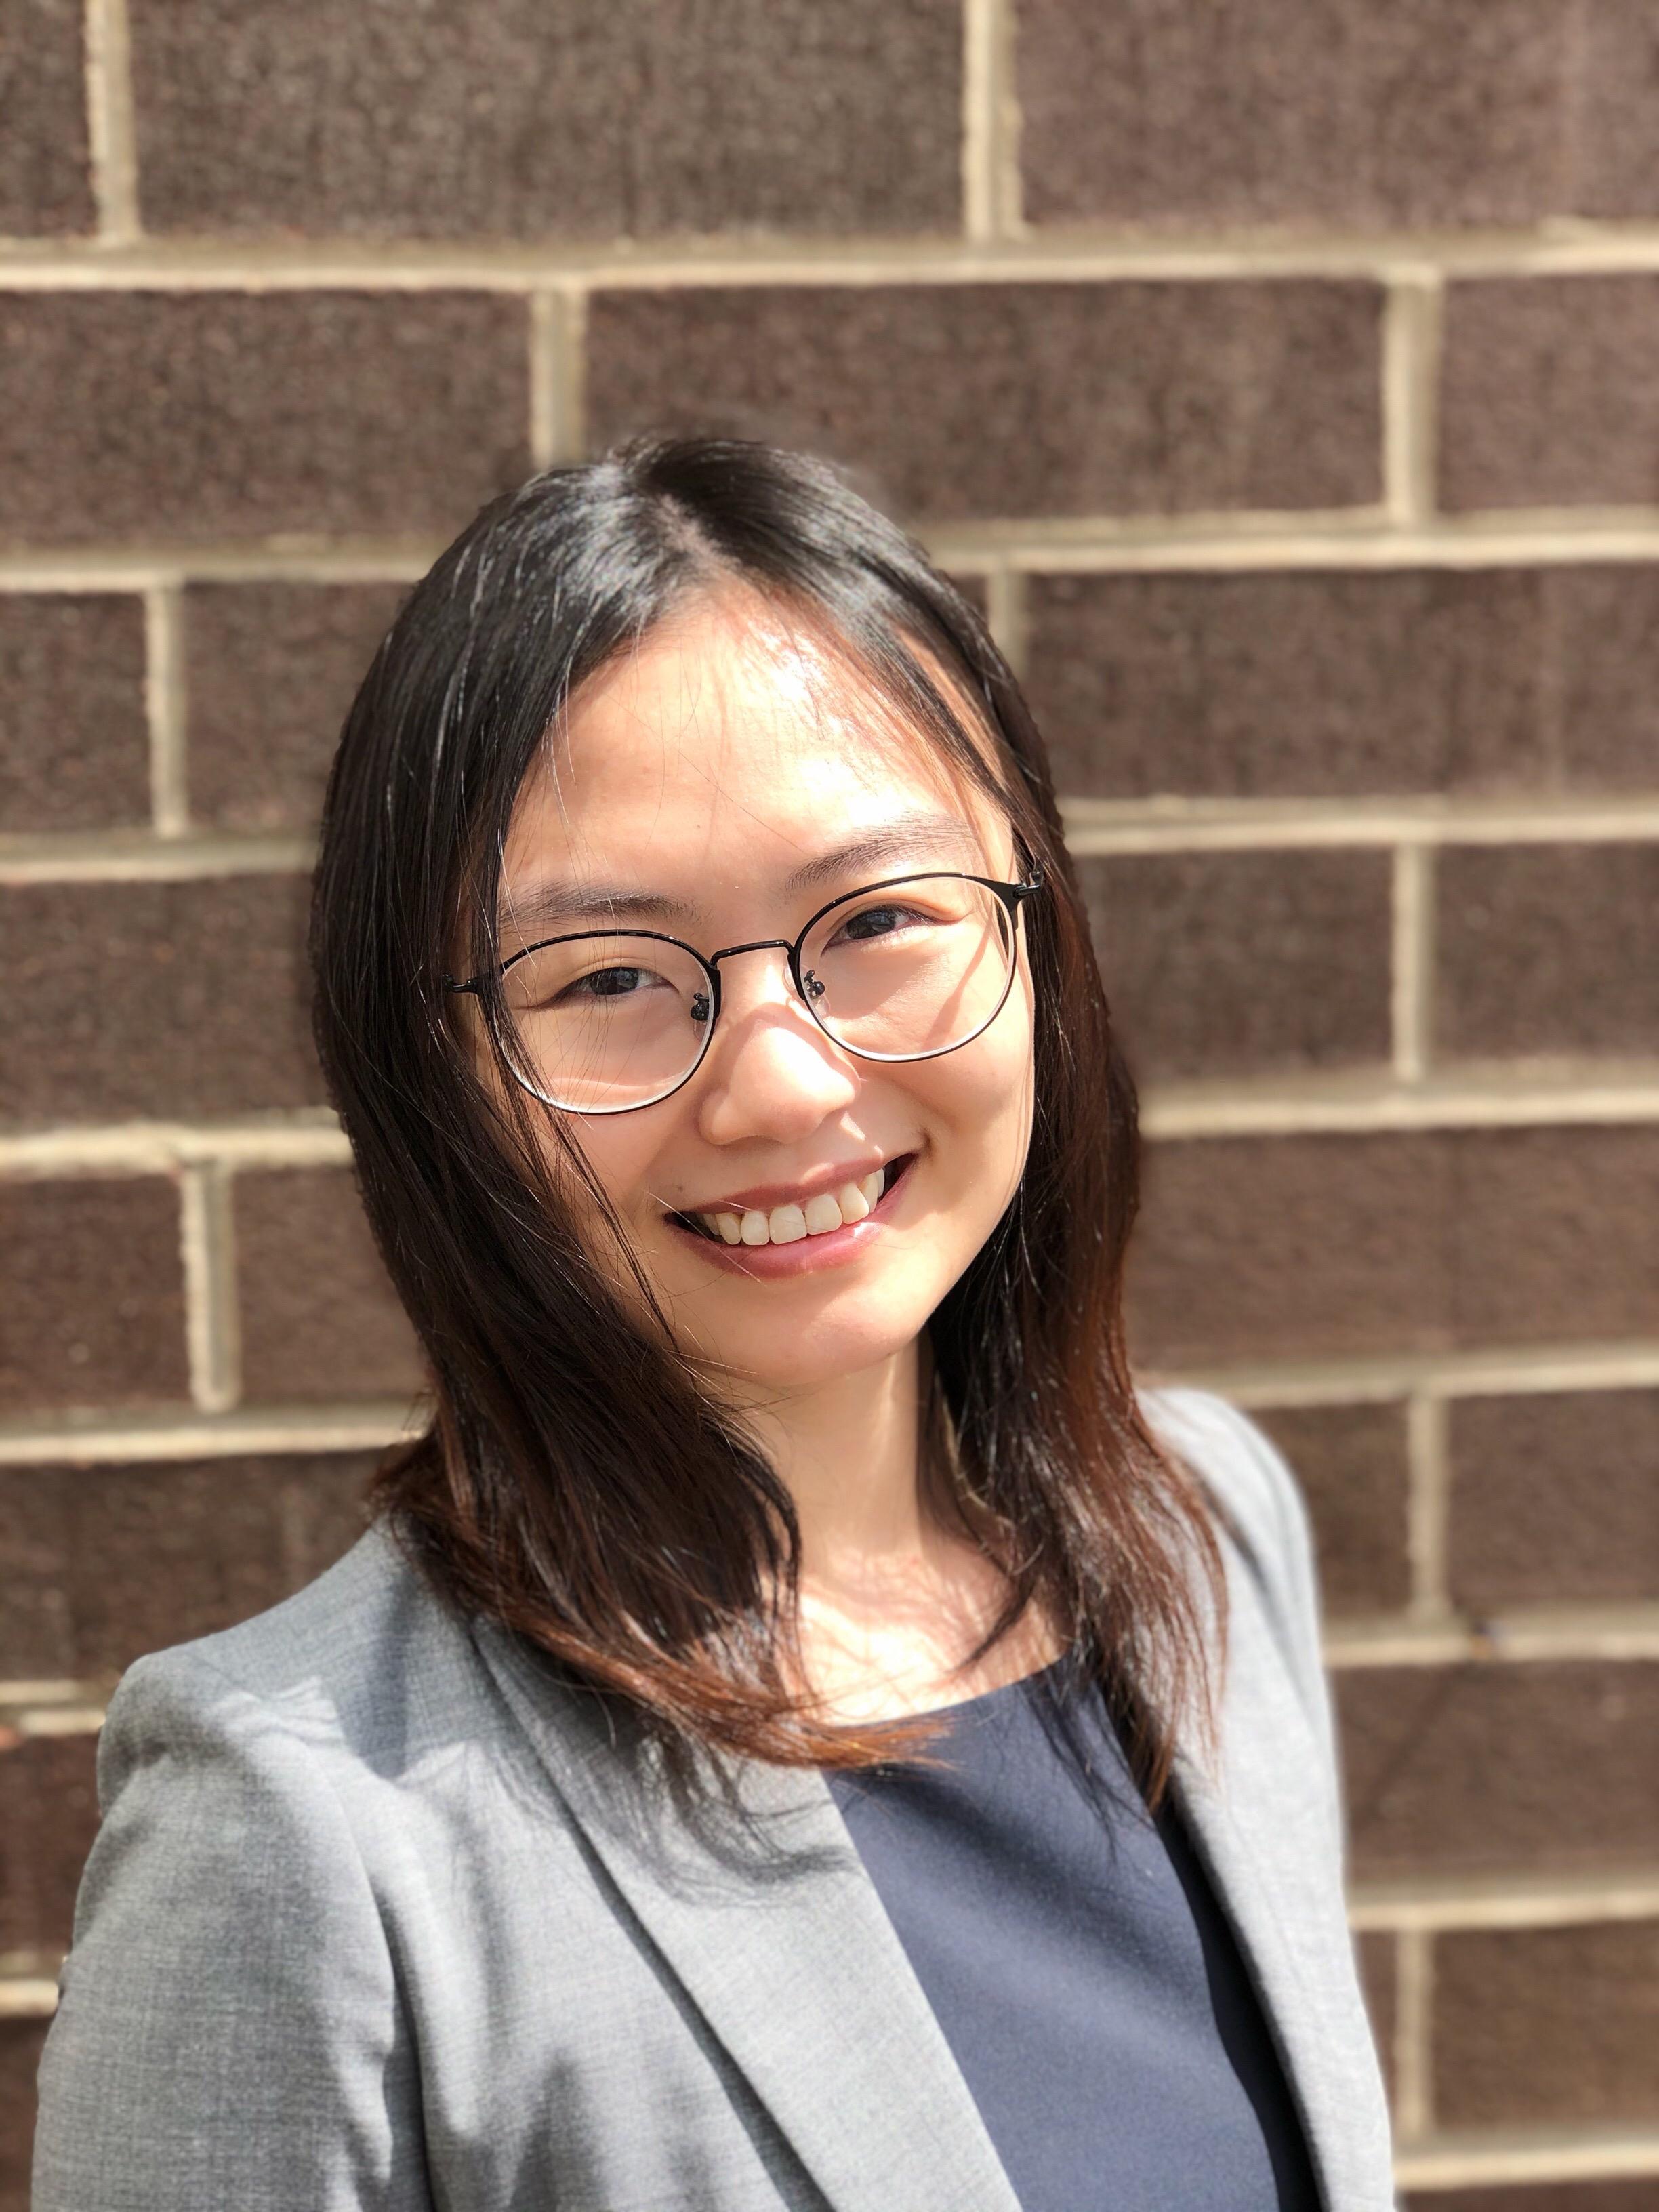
left=690, top=1162, right=899, bottom=1246
left=836, top=1179, right=870, bottom=1224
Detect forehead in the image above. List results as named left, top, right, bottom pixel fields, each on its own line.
left=504, top=596, right=1003, bottom=882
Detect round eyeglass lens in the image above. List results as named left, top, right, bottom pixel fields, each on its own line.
left=798, top=874, right=1017, bottom=1062
left=499, top=933, right=712, bottom=1111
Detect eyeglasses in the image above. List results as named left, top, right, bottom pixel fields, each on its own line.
left=445, top=867, right=1044, bottom=1115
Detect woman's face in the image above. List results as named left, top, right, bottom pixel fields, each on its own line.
left=492, top=594, right=1037, bottom=1402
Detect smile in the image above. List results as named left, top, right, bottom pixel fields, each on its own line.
left=668, top=1155, right=912, bottom=1249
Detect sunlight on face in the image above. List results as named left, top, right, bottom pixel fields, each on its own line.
left=494, top=592, right=1038, bottom=1406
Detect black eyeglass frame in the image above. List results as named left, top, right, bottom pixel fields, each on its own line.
left=444, top=865, right=1046, bottom=1116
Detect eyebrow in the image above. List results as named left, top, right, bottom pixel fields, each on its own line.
left=497, top=812, right=991, bottom=937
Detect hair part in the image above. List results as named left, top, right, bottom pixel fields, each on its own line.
left=310, top=435, right=1225, bottom=1804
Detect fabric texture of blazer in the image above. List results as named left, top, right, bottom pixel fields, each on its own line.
left=33, top=1385, right=1397, bottom=2211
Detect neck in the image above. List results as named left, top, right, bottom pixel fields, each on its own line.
left=736, top=1336, right=935, bottom=1592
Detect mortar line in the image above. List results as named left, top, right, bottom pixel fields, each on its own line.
left=549, top=285, right=588, bottom=464
left=0, top=831, right=315, bottom=883
left=0, top=1115, right=352, bottom=1173
left=527, top=291, right=560, bottom=469
left=962, top=0, right=1021, bottom=241
left=1138, top=1072, right=1659, bottom=1136
left=1350, top=1868, right=1659, bottom=1931
left=1404, top=1389, right=1452, bottom=1618
left=1395, top=2121, right=1659, bottom=2189
left=0, top=1978, right=60, bottom=2020
left=82, top=0, right=140, bottom=245
left=2, top=1359, right=1655, bottom=1465
left=6, top=1073, right=1659, bottom=1174
left=142, top=581, right=188, bottom=836
left=179, top=1161, right=241, bottom=1414
left=961, top=0, right=997, bottom=242
left=1382, top=273, right=1443, bottom=526
left=1153, top=1344, right=1659, bottom=1403
left=1393, top=1929, right=1435, bottom=2144
left=0, top=1404, right=424, bottom=1465
left=8, top=794, right=1659, bottom=886
left=983, top=562, right=1027, bottom=678
left=1324, top=1602, right=1659, bottom=1666
left=1390, top=842, right=1435, bottom=1082
left=1064, top=801, right=1659, bottom=853
left=19, top=221, right=1659, bottom=288
left=20, top=514, right=1659, bottom=594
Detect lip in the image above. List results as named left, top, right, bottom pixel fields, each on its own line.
left=666, top=1153, right=916, bottom=1280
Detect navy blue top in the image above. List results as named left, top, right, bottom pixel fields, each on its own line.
left=825, top=1652, right=1321, bottom=2212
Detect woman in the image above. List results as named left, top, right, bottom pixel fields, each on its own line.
left=33, top=439, right=1394, bottom=2211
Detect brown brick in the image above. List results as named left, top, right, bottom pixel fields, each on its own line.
left=1576, top=1, right=1659, bottom=218
left=0, top=0, right=93, bottom=236
left=1437, top=844, right=1659, bottom=1061
left=1080, top=849, right=1392, bottom=1080
left=1031, top=564, right=1659, bottom=801
left=1250, top=1402, right=1411, bottom=1616
left=587, top=282, right=1383, bottom=523
left=1, top=876, right=322, bottom=1121
left=131, top=0, right=961, bottom=239
left=0, top=2020, right=50, bottom=2212
left=1406, top=2190, right=1659, bottom=2212
left=0, top=293, right=530, bottom=548
left=1354, top=1929, right=1396, bottom=2108
left=1127, top=1126, right=1659, bottom=1368
left=0, top=1179, right=188, bottom=1414
left=1027, top=569, right=1554, bottom=800
left=1337, top=1660, right=1659, bottom=1877
left=0, top=1734, right=98, bottom=1954
left=235, top=1169, right=424, bottom=1405
left=0, top=595, right=150, bottom=834
left=1441, top=277, right=1659, bottom=512
left=1546, top=565, right=1659, bottom=790
left=1018, top=0, right=1577, bottom=232
left=183, top=582, right=408, bottom=833
left=1434, top=1920, right=1659, bottom=2125
left=1447, top=1389, right=1659, bottom=1612
left=0, top=1452, right=375, bottom=1679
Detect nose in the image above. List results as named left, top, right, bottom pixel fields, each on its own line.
left=694, top=944, right=859, bottom=1146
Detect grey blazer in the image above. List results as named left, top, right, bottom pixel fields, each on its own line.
left=33, top=1386, right=1396, bottom=2211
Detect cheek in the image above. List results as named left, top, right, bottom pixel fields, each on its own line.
left=568, top=1120, right=665, bottom=1219
left=912, top=990, right=1036, bottom=1200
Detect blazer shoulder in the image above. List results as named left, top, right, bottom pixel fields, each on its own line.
left=104, top=1517, right=476, bottom=1786
left=1138, top=1383, right=1334, bottom=1757
left=1139, top=1383, right=1312, bottom=1573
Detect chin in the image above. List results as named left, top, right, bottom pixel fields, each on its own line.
left=663, top=1271, right=944, bottom=1399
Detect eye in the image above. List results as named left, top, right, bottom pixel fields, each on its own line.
left=558, top=964, right=659, bottom=1002
left=828, top=900, right=931, bottom=947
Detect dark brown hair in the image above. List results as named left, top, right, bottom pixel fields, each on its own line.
left=310, top=436, right=1223, bottom=1803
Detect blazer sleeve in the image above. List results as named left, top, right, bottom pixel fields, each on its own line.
left=33, top=1644, right=432, bottom=2212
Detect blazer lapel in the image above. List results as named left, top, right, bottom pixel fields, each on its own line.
left=472, top=1620, right=1023, bottom=2212
left=1170, top=1601, right=1395, bottom=2212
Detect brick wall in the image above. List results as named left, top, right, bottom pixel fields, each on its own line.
left=2, top=4, right=1657, bottom=2205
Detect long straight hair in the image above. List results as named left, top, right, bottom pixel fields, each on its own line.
left=310, top=437, right=1223, bottom=1801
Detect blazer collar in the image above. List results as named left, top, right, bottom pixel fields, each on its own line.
left=472, top=1618, right=1024, bottom=2212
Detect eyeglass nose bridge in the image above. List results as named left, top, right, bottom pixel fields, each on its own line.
left=695, top=935, right=823, bottom=1032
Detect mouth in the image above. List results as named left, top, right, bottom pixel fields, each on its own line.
left=666, top=1153, right=915, bottom=1250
